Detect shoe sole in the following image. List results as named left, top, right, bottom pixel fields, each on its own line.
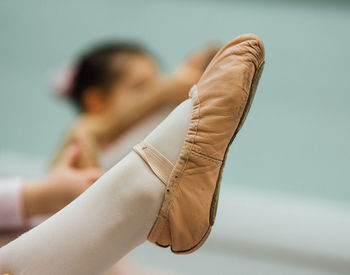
left=177, top=61, right=265, bottom=254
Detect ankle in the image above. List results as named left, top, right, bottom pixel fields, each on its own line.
left=109, top=152, right=164, bottom=240
left=128, top=152, right=165, bottom=204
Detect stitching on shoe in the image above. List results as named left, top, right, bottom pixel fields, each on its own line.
left=167, top=87, right=200, bottom=210
left=149, top=86, right=200, bottom=245
left=191, top=150, right=222, bottom=165
left=192, top=147, right=222, bottom=162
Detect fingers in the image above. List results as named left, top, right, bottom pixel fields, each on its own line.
left=55, top=143, right=80, bottom=169
left=73, top=133, right=100, bottom=169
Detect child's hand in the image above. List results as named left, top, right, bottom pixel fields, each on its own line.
left=23, top=144, right=103, bottom=218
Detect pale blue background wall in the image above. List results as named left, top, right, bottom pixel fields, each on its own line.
left=0, top=0, right=349, bottom=202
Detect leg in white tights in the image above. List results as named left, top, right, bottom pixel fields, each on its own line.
left=0, top=99, right=193, bottom=275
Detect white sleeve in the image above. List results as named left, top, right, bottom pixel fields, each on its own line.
left=0, top=178, right=26, bottom=230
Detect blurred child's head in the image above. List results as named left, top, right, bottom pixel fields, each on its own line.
left=57, top=42, right=159, bottom=114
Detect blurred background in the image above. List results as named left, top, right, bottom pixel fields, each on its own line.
left=0, top=0, right=349, bottom=274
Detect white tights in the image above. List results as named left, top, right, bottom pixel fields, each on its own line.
left=0, top=99, right=193, bottom=275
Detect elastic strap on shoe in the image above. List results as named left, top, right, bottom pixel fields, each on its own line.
left=133, top=141, right=174, bottom=186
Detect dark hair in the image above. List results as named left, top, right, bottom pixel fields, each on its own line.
left=68, top=42, right=147, bottom=111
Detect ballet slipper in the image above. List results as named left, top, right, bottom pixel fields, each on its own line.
left=133, top=33, right=265, bottom=254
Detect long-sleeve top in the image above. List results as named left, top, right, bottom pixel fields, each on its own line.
left=0, top=178, right=26, bottom=230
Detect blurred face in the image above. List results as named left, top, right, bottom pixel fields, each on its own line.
left=102, top=53, right=160, bottom=114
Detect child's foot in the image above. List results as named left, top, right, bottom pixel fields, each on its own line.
left=133, top=33, right=265, bottom=254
